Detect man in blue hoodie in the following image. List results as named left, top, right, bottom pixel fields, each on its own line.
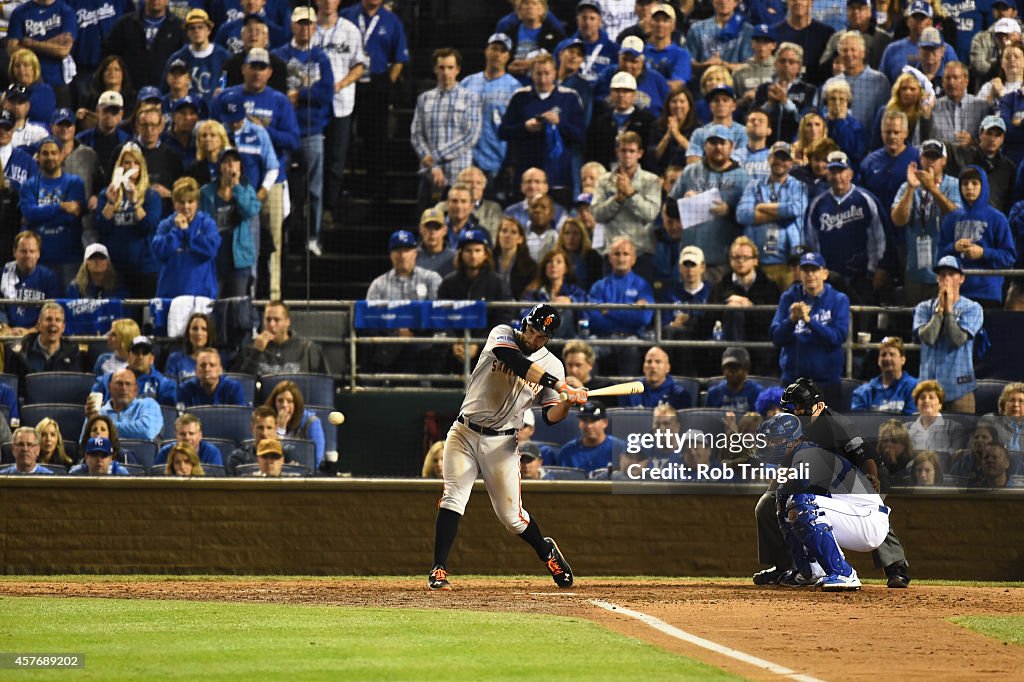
left=770, top=251, right=850, bottom=406
left=938, top=166, right=1017, bottom=308
left=554, top=1, right=619, bottom=84
left=274, top=6, right=335, bottom=258
left=19, top=137, right=85, bottom=289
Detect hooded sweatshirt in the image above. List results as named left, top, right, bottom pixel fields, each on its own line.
left=938, top=166, right=1017, bottom=304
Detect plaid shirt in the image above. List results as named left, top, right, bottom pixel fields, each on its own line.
left=913, top=296, right=984, bottom=402
left=411, top=84, right=481, bottom=182
left=366, top=266, right=441, bottom=301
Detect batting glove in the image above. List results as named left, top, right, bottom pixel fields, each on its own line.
left=557, top=381, right=588, bottom=405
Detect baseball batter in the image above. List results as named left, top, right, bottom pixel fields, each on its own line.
left=756, top=414, right=890, bottom=591
left=429, top=304, right=588, bottom=591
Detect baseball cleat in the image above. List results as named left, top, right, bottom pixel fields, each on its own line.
left=884, top=561, right=911, bottom=588
left=428, top=565, right=452, bottom=591
left=752, top=566, right=787, bottom=585
left=778, top=569, right=820, bottom=587
left=820, top=571, right=861, bottom=592
left=543, top=537, right=574, bottom=588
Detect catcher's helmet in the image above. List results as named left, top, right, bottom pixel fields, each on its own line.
left=780, top=377, right=824, bottom=413
left=755, top=413, right=803, bottom=463
left=522, top=303, right=561, bottom=337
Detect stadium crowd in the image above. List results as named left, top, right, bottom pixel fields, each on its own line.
left=0, top=0, right=1022, bottom=482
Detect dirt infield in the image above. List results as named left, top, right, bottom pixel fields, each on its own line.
left=3, top=578, right=1022, bottom=681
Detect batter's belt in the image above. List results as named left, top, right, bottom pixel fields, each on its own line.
left=456, top=414, right=516, bottom=437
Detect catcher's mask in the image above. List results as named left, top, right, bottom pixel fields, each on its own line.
left=522, top=303, right=561, bottom=337
left=756, top=413, right=803, bottom=464
left=780, top=377, right=824, bottom=414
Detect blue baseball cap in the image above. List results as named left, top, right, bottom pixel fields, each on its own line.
left=456, top=228, right=489, bottom=249
left=994, top=0, right=1017, bottom=8
left=487, top=33, right=512, bottom=51
left=981, top=114, right=1006, bottom=133
left=219, top=91, right=247, bottom=123
left=704, top=124, right=732, bottom=142
left=173, top=95, right=199, bottom=112
left=907, top=0, right=933, bottom=16
left=707, top=84, right=736, bottom=100
left=86, top=436, right=113, bottom=455
left=752, top=24, right=776, bottom=41
left=826, top=150, right=852, bottom=170
left=388, top=229, right=417, bottom=251
left=50, top=108, right=74, bottom=126
left=933, top=254, right=964, bottom=274
left=138, top=86, right=163, bottom=103
left=5, top=84, right=28, bottom=101
left=800, top=252, right=827, bottom=269
left=0, top=110, right=14, bottom=128
left=577, top=0, right=602, bottom=13
left=575, top=192, right=594, bottom=205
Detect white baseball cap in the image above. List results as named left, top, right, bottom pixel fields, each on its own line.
left=610, top=72, right=637, bottom=90
left=84, top=243, right=109, bottom=260
left=97, top=90, right=124, bottom=109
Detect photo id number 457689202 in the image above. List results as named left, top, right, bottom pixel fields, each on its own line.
left=0, top=654, right=85, bottom=668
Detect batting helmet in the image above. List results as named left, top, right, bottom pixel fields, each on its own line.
left=522, top=303, right=562, bottom=337
left=780, top=377, right=824, bottom=414
left=755, top=413, right=803, bottom=463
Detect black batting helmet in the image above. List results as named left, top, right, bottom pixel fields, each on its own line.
left=522, top=303, right=561, bottom=337
left=780, top=377, right=824, bottom=413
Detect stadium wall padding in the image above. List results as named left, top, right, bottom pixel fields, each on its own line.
left=2, top=479, right=1022, bottom=580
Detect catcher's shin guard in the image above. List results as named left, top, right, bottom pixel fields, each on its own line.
left=787, top=494, right=852, bottom=578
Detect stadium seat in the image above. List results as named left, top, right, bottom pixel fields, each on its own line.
left=259, top=373, right=335, bottom=407
left=161, top=405, right=180, bottom=439
left=202, top=464, right=227, bottom=477
left=20, top=403, right=85, bottom=441
left=288, top=309, right=348, bottom=340
left=203, top=438, right=237, bottom=466
left=122, top=463, right=147, bottom=476
left=541, top=466, right=587, bottom=480
left=25, top=372, right=96, bottom=405
left=306, top=404, right=338, bottom=454
left=239, top=438, right=316, bottom=472
left=187, top=405, right=252, bottom=443
left=224, top=373, right=257, bottom=406
left=149, top=465, right=167, bottom=476
left=121, top=439, right=158, bottom=468
left=530, top=406, right=581, bottom=448
left=677, top=408, right=731, bottom=436
left=672, top=376, right=701, bottom=407
left=606, top=408, right=653, bottom=443
left=975, top=380, right=1008, bottom=416
left=41, top=463, right=67, bottom=474
left=232, top=463, right=306, bottom=477
left=838, top=378, right=862, bottom=412
left=0, top=373, right=17, bottom=395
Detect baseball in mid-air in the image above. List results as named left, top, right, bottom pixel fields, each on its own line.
left=328, top=411, right=346, bottom=426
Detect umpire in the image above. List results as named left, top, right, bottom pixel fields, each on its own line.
left=752, top=377, right=912, bottom=588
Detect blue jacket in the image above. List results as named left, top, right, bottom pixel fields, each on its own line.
left=8, top=0, right=78, bottom=86
left=827, top=115, right=867, bottom=168
left=93, top=367, right=177, bottom=406
left=938, top=166, right=1017, bottom=303
left=499, top=85, right=585, bottom=188
left=593, top=64, right=669, bottom=117
left=286, top=409, right=326, bottom=467
left=644, top=42, right=692, bottom=85
left=24, top=80, right=56, bottom=125
left=164, top=43, right=233, bottom=106
left=858, top=145, right=920, bottom=223
left=998, top=83, right=1024, bottom=165
left=164, top=351, right=196, bottom=383
left=556, top=435, right=628, bottom=472
left=339, top=4, right=409, bottom=77
left=770, top=282, right=850, bottom=386
left=215, top=15, right=289, bottom=54
left=213, top=85, right=300, bottom=170
left=620, top=375, right=693, bottom=409
left=850, top=373, right=919, bottom=415
left=555, top=30, right=618, bottom=83
left=199, top=180, right=261, bottom=269
left=95, top=188, right=162, bottom=275
left=272, top=43, right=335, bottom=137
left=19, top=173, right=87, bottom=264
left=805, top=184, right=890, bottom=281
left=176, top=375, right=248, bottom=407
left=0, top=262, right=60, bottom=328
left=154, top=440, right=224, bottom=466
left=225, top=118, right=279, bottom=190
left=152, top=210, right=221, bottom=298
left=68, top=0, right=129, bottom=72
left=3, top=146, right=39, bottom=191
left=586, top=271, right=655, bottom=335
left=705, top=379, right=765, bottom=413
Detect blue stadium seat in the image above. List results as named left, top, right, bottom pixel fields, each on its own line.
left=306, top=404, right=338, bottom=454
left=838, top=378, right=862, bottom=412
left=975, top=380, right=1008, bottom=416
left=607, top=407, right=654, bottom=443
left=187, top=405, right=252, bottom=443
left=677, top=408, right=731, bottom=436
left=259, top=373, right=335, bottom=407
left=0, top=373, right=17, bottom=395
left=203, top=464, right=227, bottom=477
left=672, top=376, right=701, bottom=407
left=232, top=463, right=306, bottom=477
left=20, top=403, right=85, bottom=441
left=161, top=405, right=179, bottom=439
left=541, top=466, right=587, bottom=480
left=203, top=438, right=238, bottom=466
left=122, top=463, right=148, bottom=476
left=239, top=438, right=316, bottom=473
left=149, top=465, right=167, bottom=476
left=25, top=372, right=96, bottom=405
left=120, top=439, right=158, bottom=468
left=530, top=406, right=581, bottom=448
left=224, top=373, right=257, bottom=406
left=41, top=463, right=67, bottom=474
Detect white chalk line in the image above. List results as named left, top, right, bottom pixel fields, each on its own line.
left=528, top=592, right=579, bottom=596
left=589, top=599, right=828, bottom=682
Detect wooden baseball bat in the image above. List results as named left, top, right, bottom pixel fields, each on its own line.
left=559, top=380, right=645, bottom=402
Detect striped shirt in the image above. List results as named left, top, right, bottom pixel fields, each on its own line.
left=313, top=16, right=366, bottom=118
left=365, top=266, right=441, bottom=301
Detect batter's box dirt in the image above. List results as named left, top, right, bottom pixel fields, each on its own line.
left=2, top=578, right=1021, bottom=681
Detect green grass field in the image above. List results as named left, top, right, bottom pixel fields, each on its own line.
left=1, top=596, right=744, bottom=681
left=951, top=616, right=1024, bottom=646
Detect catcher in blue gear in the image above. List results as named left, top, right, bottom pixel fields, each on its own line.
left=755, top=414, right=891, bottom=591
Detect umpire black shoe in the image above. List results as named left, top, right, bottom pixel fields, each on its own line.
left=778, top=569, right=820, bottom=587
left=544, top=537, right=574, bottom=588
left=752, top=566, right=787, bottom=585
left=428, top=565, right=452, bottom=591
left=885, top=561, right=911, bottom=588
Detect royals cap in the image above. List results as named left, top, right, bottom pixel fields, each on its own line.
left=921, top=139, right=946, bottom=157
left=0, top=110, right=14, bottom=128
left=130, top=335, right=153, bottom=352
left=5, top=84, right=29, bottom=101
left=919, top=27, right=942, bottom=48
left=933, top=254, right=964, bottom=274
left=610, top=71, right=637, bottom=90
left=98, top=90, right=125, bottom=109
left=50, top=108, right=74, bottom=126
left=907, top=0, right=933, bottom=16
left=826, top=150, right=851, bottom=170
left=388, top=229, right=417, bottom=251
left=800, top=252, right=828, bottom=269
left=173, top=95, right=199, bottom=112
left=576, top=0, right=602, bottom=13
left=707, top=84, right=736, bottom=100
left=752, top=24, right=776, bottom=40
left=220, top=91, right=247, bottom=123
left=168, top=58, right=189, bottom=74
left=86, top=437, right=113, bottom=455
left=138, top=86, right=163, bottom=102
left=487, top=32, right=513, bottom=51
left=981, top=114, right=1006, bottom=132
left=578, top=401, right=606, bottom=420
left=456, top=229, right=489, bottom=248
left=575, top=192, right=594, bottom=206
